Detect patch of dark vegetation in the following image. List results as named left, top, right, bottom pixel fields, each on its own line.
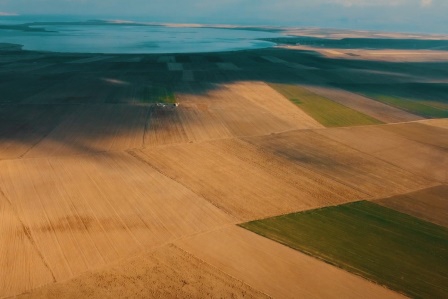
left=205, top=55, right=223, bottom=63
left=176, top=55, right=191, bottom=63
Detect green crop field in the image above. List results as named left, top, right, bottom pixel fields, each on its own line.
left=364, top=94, right=448, bottom=118
left=140, top=85, right=176, bottom=104
left=269, top=83, right=382, bottom=127
left=336, top=83, right=448, bottom=118
left=240, top=201, right=448, bottom=298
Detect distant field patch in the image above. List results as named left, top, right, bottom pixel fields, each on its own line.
left=140, top=85, right=176, bottom=104
left=269, top=84, right=382, bottom=127
left=240, top=201, right=448, bottom=298
left=365, top=94, right=448, bottom=118
left=337, top=83, right=448, bottom=118
left=375, top=185, right=448, bottom=228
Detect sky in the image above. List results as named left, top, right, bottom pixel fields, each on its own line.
left=0, top=0, right=447, bottom=33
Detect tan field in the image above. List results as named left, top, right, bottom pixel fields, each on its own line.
left=380, top=122, right=448, bottom=149
left=16, top=228, right=407, bottom=299
left=176, top=227, right=406, bottom=299
left=18, top=244, right=268, bottom=299
left=243, top=129, right=433, bottom=197
left=25, top=105, right=149, bottom=158
left=374, top=185, right=448, bottom=227
left=421, top=118, right=448, bottom=129
left=316, top=124, right=448, bottom=183
left=0, top=153, right=234, bottom=292
left=134, top=138, right=367, bottom=220
left=145, top=81, right=321, bottom=146
left=284, top=46, right=448, bottom=62
left=1, top=36, right=447, bottom=298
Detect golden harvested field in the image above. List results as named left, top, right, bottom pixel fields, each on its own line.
left=18, top=244, right=267, bottom=299
left=421, top=118, right=448, bottom=129
left=0, top=105, right=73, bottom=160
left=302, top=85, right=422, bottom=123
left=374, top=185, right=448, bottom=227
left=0, top=153, right=234, bottom=288
left=25, top=105, right=149, bottom=158
left=1, top=42, right=447, bottom=298
left=316, top=123, right=448, bottom=183
left=0, top=190, right=55, bottom=298
left=145, top=81, right=322, bottom=146
left=176, top=226, right=406, bottom=299
left=243, top=130, right=432, bottom=197
left=134, top=138, right=367, bottom=220
left=380, top=122, right=448, bottom=149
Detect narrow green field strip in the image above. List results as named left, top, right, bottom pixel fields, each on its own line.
left=240, top=201, right=448, bottom=298
left=140, top=85, right=177, bottom=104
left=269, top=83, right=382, bottom=127
left=365, top=94, right=448, bottom=118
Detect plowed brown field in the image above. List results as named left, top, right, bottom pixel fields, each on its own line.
left=380, top=122, right=448, bottom=149
left=374, top=185, right=448, bottom=227
left=316, top=123, right=448, bottom=183
left=244, top=130, right=431, bottom=197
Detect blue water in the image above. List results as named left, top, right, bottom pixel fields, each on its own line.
left=0, top=16, right=280, bottom=54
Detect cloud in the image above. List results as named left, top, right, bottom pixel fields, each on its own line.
left=0, top=11, right=18, bottom=16
left=324, top=0, right=406, bottom=7
left=421, top=0, right=432, bottom=7
left=0, top=0, right=446, bottom=33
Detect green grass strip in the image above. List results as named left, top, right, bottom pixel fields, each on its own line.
left=269, top=83, right=382, bottom=127
left=365, top=94, right=448, bottom=118
left=240, top=201, right=448, bottom=298
left=140, top=85, right=176, bottom=104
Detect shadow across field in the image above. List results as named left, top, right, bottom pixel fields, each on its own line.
left=0, top=44, right=447, bottom=157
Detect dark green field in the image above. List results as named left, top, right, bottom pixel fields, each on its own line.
left=240, top=201, right=448, bottom=298
left=269, top=83, right=382, bottom=127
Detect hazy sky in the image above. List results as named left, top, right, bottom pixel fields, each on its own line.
left=0, top=0, right=447, bottom=33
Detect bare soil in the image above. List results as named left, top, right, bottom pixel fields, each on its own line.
left=375, top=185, right=448, bottom=227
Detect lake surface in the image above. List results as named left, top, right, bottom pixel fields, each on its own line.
left=0, top=17, right=281, bottom=54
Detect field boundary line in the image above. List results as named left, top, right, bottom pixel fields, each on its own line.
left=6, top=222, right=243, bottom=299
left=125, top=149, right=239, bottom=220
left=169, top=243, right=273, bottom=299
left=237, top=136, right=373, bottom=199
left=312, top=129, right=446, bottom=185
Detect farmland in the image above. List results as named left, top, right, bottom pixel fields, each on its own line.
left=240, top=201, right=448, bottom=298
left=334, top=83, right=448, bottom=118
left=269, top=83, right=382, bottom=127
left=0, top=28, right=447, bottom=298
left=375, top=185, right=448, bottom=227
